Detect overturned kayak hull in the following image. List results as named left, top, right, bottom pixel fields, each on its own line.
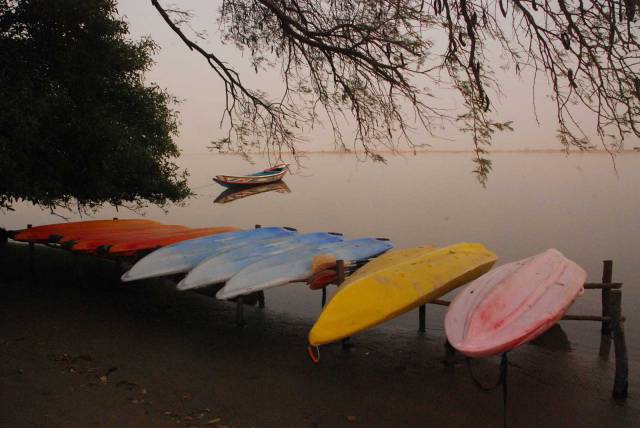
left=106, top=227, right=241, bottom=256
left=177, top=232, right=344, bottom=290
left=10, top=219, right=161, bottom=243
left=218, top=238, right=394, bottom=300
left=121, top=227, right=296, bottom=282
left=308, top=243, right=497, bottom=346
left=444, top=249, right=586, bottom=358
left=63, top=225, right=192, bottom=251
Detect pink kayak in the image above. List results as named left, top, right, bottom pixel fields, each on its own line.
left=445, top=249, right=586, bottom=358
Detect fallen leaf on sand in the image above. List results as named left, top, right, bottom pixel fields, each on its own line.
left=99, top=376, right=108, bottom=385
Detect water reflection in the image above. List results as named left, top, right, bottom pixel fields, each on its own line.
left=213, top=181, right=292, bottom=204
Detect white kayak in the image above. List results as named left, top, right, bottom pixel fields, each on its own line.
left=121, top=227, right=296, bottom=282
left=445, top=248, right=586, bottom=358
left=217, top=238, right=394, bottom=299
left=177, top=232, right=344, bottom=291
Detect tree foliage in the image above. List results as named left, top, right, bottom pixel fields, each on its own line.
left=152, top=0, right=640, bottom=182
left=0, top=0, right=190, bottom=212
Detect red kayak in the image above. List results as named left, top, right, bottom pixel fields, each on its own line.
left=10, top=219, right=161, bottom=243
left=66, top=225, right=193, bottom=253
left=104, top=226, right=242, bottom=256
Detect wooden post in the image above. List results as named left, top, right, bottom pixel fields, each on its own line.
left=336, top=260, right=345, bottom=285
left=27, top=224, right=35, bottom=280
left=114, top=259, right=123, bottom=279
left=258, top=290, right=265, bottom=308
left=0, top=228, right=7, bottom=244
left=321, top=288, right=327, bottom=308
left=418, top=305, right=426, bottom=333
left=444, top=340, right=457, bottom=367
left=610, top=290, right=628, bottom=399
left=236, top=296, right=245, bottom=327
left=336, top=260, right=351, bottom=351
left=601, top=260, right=613, bottom=335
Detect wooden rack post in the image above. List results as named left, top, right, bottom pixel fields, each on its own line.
left=335, top=260, right=352, bottom=351
left=255, top=224, right=267, bottom=309
left=115, top=259, right=123, bottom=276
left=418, top=305, right=426, bottom=333
left=611, top=289, right=628, bottom=399
left=438, top=259, right=628, bottom=400
left=336, top=260, right=345, bottom=285
left=444, top=340, right=457, bottom=366
left=236, top=296, right=245, bottom=327
left=601, top=260, right=613, bottom=335
left=0, top=227, right=7, bottom=245
left=27, top=224, right=35, bottom=280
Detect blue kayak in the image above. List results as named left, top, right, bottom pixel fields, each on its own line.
left=217, top=238, right=394, bottom=299
left=177, top=232, right=345, bottom=290
left=121, top=227, right=297, bottom=282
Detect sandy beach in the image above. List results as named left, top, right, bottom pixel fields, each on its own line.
left=1, top=242, right=636, bottom=427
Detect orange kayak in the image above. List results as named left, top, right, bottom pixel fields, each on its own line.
left=105, top=227, right=242, bottom=256
left=10, top=219, right=161, bottom=243
left=54, top=222, right=176, bottom=244
left=66, top=225, right=194, bottom=253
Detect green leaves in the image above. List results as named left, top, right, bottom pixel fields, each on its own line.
left=0, top=0, right=190, bottom=212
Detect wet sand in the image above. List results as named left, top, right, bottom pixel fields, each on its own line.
left=1, top=243, right=636, bottom=427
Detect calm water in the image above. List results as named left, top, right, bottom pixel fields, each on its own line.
left=2, top=152, right=639, bottom=380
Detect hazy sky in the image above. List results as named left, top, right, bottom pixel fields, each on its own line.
left=116, top=1, right=638, bottom=154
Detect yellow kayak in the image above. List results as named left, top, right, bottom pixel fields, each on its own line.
left=308, top=243, right=497, bottom=346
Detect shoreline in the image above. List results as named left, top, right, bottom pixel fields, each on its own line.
left=181, top=149, right=640, bottom=156
left=1, top=243, right=636, bottom=427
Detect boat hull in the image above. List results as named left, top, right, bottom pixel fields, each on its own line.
left=217, top=238, right=394, bottom=300
left=213, top=165, right=288, bottom=187
left=308, top=243, right=497, bottom=346
left=64, top=225, right=192, bottom=252
left=444, top=249, right=586, bottom=358
left=105, top=227, right=241, bottom=256
left=10, top=219, right=161, bottom=243
left=121, top=227, right=296, bottom=282
left=177, top=232, right=344, bottom=290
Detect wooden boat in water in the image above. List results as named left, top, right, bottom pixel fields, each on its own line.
left=213, top=164, right=289, bottom=187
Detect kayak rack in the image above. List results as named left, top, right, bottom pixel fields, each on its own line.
left=433, top=260, right=628, bottom=400
left=5, top=224, right=628, bottom=399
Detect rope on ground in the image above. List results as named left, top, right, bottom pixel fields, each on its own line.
left=466, top=353, right=509, bottom=427
left=307, top=345, right=320, bottom=364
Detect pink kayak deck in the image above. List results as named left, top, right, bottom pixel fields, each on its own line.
left=445, top=249, right=586, bottom=358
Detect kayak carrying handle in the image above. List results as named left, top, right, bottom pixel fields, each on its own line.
left=307, top=345, right=320, bottom=364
